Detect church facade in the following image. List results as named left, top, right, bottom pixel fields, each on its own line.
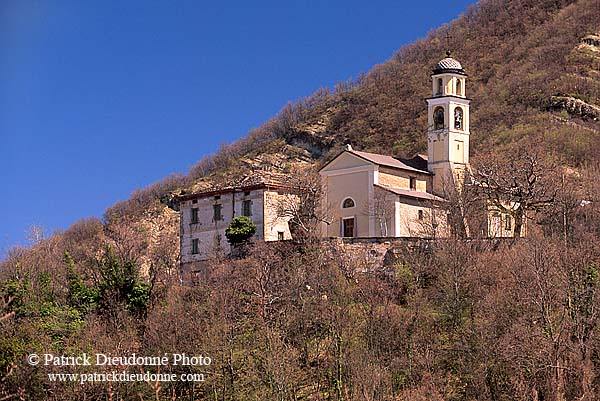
left=320, top=53, right=472, bottom=239
left=319, top=148, right=447, bottom=238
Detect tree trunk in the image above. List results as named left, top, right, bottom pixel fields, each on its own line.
left=513, top=209, right=524, bottom=238
left=581, top=347, right=595, bottom=400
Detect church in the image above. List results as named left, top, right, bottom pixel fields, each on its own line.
left=320, top=53, right=475, bottom=239
left=177, top=53, right=518, bottom=278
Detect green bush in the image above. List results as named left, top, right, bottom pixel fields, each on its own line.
left=127, top=282, right=151, bottom=315
left=225, top=216, right=257, bottom=245
left=65, top=252, right=100, bottom=313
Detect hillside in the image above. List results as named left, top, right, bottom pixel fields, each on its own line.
left=284, top=0, right=600, bottom=162
left=99, top=0, right=600, bottom=221
left=2, top=0, right=600, bottom=400
left=164, top=0, right=600, bottom=209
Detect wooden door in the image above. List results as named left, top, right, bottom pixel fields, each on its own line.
left=343, top=218, right=355, bottom=237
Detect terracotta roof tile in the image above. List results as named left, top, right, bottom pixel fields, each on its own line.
left=350, top=150, right=431, bottom=174
left=179, top=171, right=293, bottom=201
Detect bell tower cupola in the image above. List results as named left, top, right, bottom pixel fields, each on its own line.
left=426, top=52, right=471, bottom=195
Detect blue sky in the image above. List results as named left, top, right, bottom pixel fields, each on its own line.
left=0, top=0, right=476, bottom=257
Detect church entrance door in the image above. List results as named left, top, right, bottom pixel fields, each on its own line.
left=342, top=218, right=355, bottom=237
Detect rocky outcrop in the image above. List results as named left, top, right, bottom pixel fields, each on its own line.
left=137, top=205, right=180, bottom=277
left=548, top=96, right=600, bottom=121
left=284, top=128, right=333, bottom=158
left=581, top=34, right=600, bottom=48
left=282, top=108, right=339, bottom=158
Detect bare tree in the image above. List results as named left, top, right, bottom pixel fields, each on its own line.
left=272, top=166, right=331, bottom=242
left=434, top=169, right=488, bottom=238
left=25, top=224, right=45, bottom=245
left=364, top=187, right=395, bottom=237
left=0, top=293, right=15, bottom=322
left=473, top=147, right=558, bottom=238
left=537, top=170, right=583, bottom=242
left=103, top=216, right=148, bottom=265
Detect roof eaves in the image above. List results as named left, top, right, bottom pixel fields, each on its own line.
left=351, top=150, right=431, bottom=174
left=319, top=149, right=375, bottom=172
left=177, top=182, right=292, bottom=202
left=375, top=184, right=446, bottom=202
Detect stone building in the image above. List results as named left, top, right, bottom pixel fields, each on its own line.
left=487, top=204, right=527, bottom=238
left=177, top=172, right=296, bottom=279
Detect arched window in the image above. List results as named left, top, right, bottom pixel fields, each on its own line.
left=456, top=79, right=462, bottom=96
left=454, top=107, right=463, bottom=130
left=434, top=107, right=444, bottom=130
left=437, top=78, right=443, bottom=95
left=342, top=198, right=355, bottom=208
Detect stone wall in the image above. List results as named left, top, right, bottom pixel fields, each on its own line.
left=326, top=237, right=511, bottom=273
left=378, top=167, right=429, bottom=192
left=325, top=237, right=435, bottom=273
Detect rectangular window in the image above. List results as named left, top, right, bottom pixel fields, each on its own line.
left=277, top=231, right=284, bottom=241
left=213, top=204, right=222, bottom=221
left=418, top=210, right=424, bottom=220
left=192, top=199, right=198, bottom=204
left=191, top=208, right=199, bottom=224
left=504, top=215, right=512, bottom=230
left=409, top=177, right=416, bottom=190
left=242, top=200, right=252, bottom=216
left=191, top=238, right=199, bottom=255
left=493, top=213, right=501, bottom=228
left=244, top=191, right=250, bottom=196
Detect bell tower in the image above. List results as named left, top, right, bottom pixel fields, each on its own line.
left=426, top=52, right=470, bottom=195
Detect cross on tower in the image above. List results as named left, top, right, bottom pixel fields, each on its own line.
left=444, top=31, right=453, bottom=56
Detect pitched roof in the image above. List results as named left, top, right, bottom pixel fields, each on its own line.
left=375, top=184, right=446, bottom=202
left=348, top=150, right=431, bottom=174
left=177, top=171, right=293, bottom=201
